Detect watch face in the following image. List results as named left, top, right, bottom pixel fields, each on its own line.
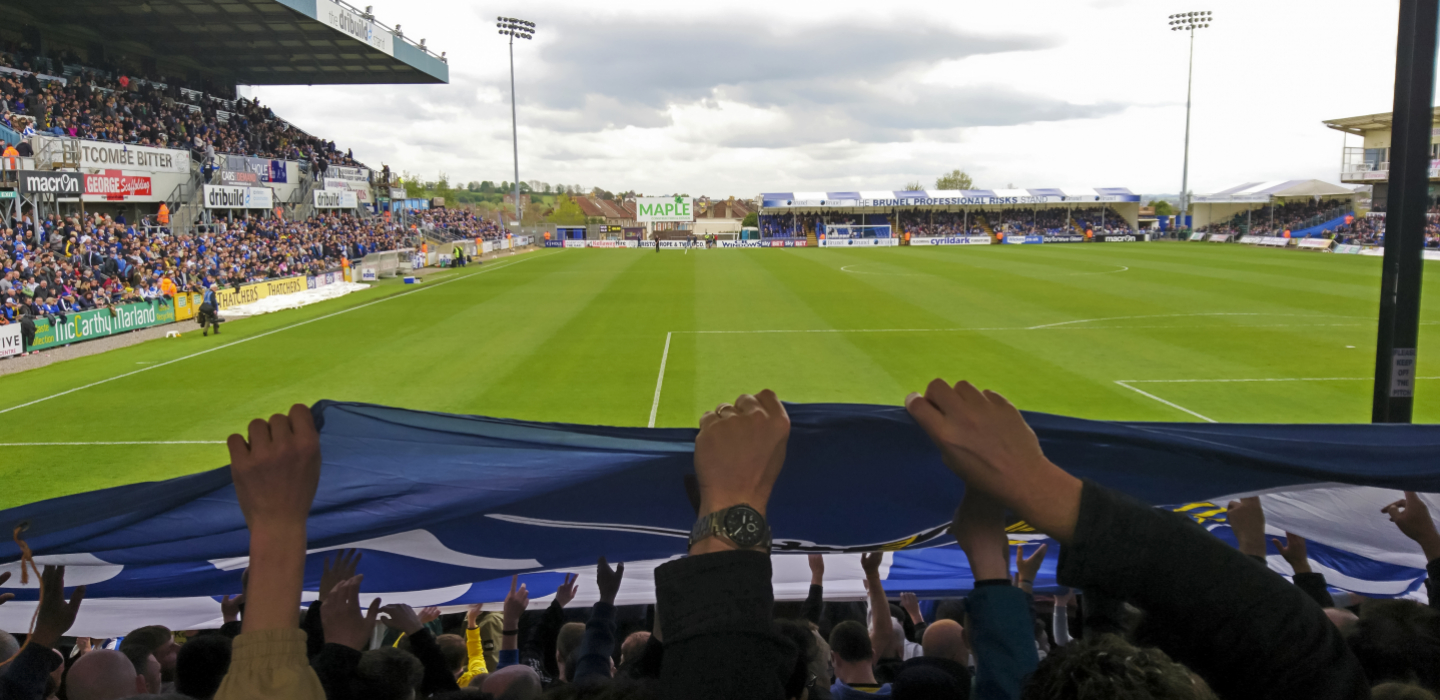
left=724, top=506, right=766, bottom=548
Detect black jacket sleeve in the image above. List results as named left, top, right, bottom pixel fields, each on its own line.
left=1056, top=481, right=1369, bottom=700
left=521, top=600, right=567, bottom=679
left=574, top=601, right=618, bottom=683
left=0, top=642, right=62, bottom=700
left=1292, top=572, right=1336, bottom=609
left=407, top=628, right=461, bottom=696
left=1428, top=558, right=1439, bottom=610
left=310, top=642, right=363, bottom=700
left=301, top=601, right=325, bottom=660
left=656, top=550, right=796, bottom=700
left=802, top=584, right=824, bottom=625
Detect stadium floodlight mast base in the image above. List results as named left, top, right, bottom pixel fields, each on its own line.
left=1168, top=11, right=1212, bottom=232
left=498, top=16, right=536, bottom=230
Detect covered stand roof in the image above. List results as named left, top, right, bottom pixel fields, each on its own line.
left=759, top=188, right=1139, bottom=209
left=2, top=0, right=448, bottom=85
left=1191, top=180, right=1356, bottom=204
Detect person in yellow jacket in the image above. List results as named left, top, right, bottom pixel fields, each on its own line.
left=457, top=604, right=495, bottom=687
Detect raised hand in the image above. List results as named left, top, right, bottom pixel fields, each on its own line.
left=319, top=549, right=362, bottom=598
left=466, top=603, right=483, bottom=630
left=808, top=553, right=824, bottom=586
left=31, top=566, right=85, bottom=648
left=0, top=571, right=12, bottom=606
left=228, top=404, right=322, bottom=535
left=501, top=575, right=529, bottom=652
left=221, top=593, right=245, bottom=623
left=227, top=404, right=322, bottom=633
left=693, top=390, right=790, bottom=539
left=900, top=591, right=923, bottom=624
left=322, top=575, right=380, bottom=651
left=950, top=489, right=1010, bottom=582
left=1015, top=543, right=1049, bottom=592
left=860, top=551, right=883, bottom=578
left=1272, top=532, right=1311, bottom=574
left=596, top=557, right=625, bottom=605
left=1226, top=497, right=1266, bottom=558
left=418, top=606, right=441, bottom=625
left=380, top=603, right=425, bottom=635
left=1383, top=492, right=1440, bottom=561
left=905, top=380, right=1082, bottom=541
left=554, top=572, right=579, bottom=608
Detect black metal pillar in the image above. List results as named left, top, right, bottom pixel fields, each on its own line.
left=1373, top=0, right=1439, bottom=423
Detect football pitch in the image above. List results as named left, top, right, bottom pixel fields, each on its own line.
left=2, top=242, right=1438, bottom=510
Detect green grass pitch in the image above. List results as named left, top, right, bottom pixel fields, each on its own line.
left=1, top=242, right=1437, bottom=510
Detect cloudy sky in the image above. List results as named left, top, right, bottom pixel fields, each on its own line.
left=249, top=0, right=1405, bottom=198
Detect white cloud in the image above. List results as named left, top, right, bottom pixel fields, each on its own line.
left=250, top=0, right=1403, bottom=197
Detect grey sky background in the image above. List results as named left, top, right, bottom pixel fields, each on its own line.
left=247, top=0, right=1403, bottom=198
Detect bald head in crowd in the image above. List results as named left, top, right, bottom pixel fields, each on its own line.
left=480, top=664, right=542, bottom=700
left=922, top=619, right=969, bottom=664
left=66, top=649, right=147, bottom=700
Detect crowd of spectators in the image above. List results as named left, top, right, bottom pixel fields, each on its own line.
left=0, top=49, right=363, bottom=169
left=0, top=210, right=402, bottom=351
left=1200, top=198, right=1352, bottom=238
left=414, top=209, right=506, bottom=242
left=896, top=210, right=987, bottom=238
left=0, top=383, right=1435, bottom=700
left=759, top=213, right=820, bottom=238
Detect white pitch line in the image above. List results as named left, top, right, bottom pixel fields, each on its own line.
left=1026, top=312, right=1365, bottom=330
left=0, top=253, right=550, bottom=416
left=0, top=441, right=225, bottom=446
left=647, top=331, right=673, bottom=428
left=1122, top=376, right=1440, bottom=384
left=1114, top=381, right=1217, bottom=423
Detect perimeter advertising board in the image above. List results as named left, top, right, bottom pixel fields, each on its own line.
left=636, top=197, right=694, bottom=223
left=204, top=185, right=274, bottom=209
left=912, top=236, right=991, bottom=245
left=0, top=324, right=21, bottom=358
left=28, top=301, right=176, bottom=351
left=17, top=171, right=82, bottom=198
left=314, top=190, right=359, bottom=208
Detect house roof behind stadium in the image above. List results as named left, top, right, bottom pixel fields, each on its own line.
left=1191, top=180, right=1356, bottom=204
left=4, top=0, right=448, bottom=85
left=759, top=188, right=1140, bottom=209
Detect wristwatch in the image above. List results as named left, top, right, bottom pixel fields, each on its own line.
left=688, top=504, right=771, bottom=550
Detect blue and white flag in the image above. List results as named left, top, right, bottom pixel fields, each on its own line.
left=0, top=400, right=1436, bottom=635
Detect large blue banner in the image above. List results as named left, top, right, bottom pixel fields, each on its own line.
left=0, top=400, right=1435, bottom=635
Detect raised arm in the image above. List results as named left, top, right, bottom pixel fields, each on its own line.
left=802, top=554, right=824, bottom=625
left=1383, top=492, right=1440, bottom=609
left=1273, top=532, right=1335, bottom=608
left=656, top=390, right=796, bottom=700
left=215, top=404, right=327, bottom=700
left=574, top=557, right=624, bottom=682
left=951, top=488, right=1037, bottom=700
left=1013, top=543, right=1047, bottom=595
left=904, top=378, right=1368, bottom=700
left=860, top=552, right=898, bottom=660
left=497, top=575, right=528, bottom=669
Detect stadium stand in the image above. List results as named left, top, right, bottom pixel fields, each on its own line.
left=1200, top=198, right=1353, bottom=237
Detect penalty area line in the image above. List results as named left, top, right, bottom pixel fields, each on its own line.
left=0, top=252, right=551, bottom=416
left=648, top=332, right=672, bottom=428
left=1113, top=380, right=1217, bottom=423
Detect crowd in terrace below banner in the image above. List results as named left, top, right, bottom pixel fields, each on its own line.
left=0, top=382, right=1435, bottom=700
left=0, top=48, right=364, bottom=169
left=896, top=210, right=987, bottom=238
left=1199, top=198, right=1353, bottom=238
left=759, top=213, right=821, bottom=238
left=414, top=209, right=507, bottom=242
left=0, top=211, right=401, bottom=348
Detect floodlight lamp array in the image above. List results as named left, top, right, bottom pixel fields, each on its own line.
left=1167, top=10, right=1213, bottom=30
left=497, top=17, right=537, bottom=39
